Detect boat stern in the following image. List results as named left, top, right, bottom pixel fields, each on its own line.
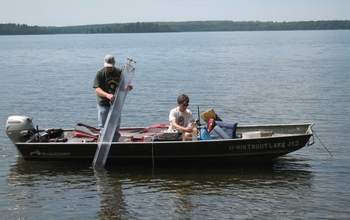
left=5, top=116, right=36, bottom=144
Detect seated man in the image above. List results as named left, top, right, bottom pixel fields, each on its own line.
left=169, top=94, right=197, bottom=141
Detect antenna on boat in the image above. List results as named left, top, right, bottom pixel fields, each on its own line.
left=197, top=105, right=201, bottom=126
left=197, top=105, right=201, bottom=140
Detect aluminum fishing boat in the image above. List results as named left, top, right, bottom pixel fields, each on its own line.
left=5, top=114, right=315, bottom=166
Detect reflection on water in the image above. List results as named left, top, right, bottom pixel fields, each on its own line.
left=7, top=157, right=314, bottom=219
left=94, top=170, right=128, bottom=219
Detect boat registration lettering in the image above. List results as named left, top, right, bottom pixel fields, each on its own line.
left=287, top=141, right=299, bottom=147
left=230, top=141, right=299, bottom=151
left=30, top=150, right=71, bottom=156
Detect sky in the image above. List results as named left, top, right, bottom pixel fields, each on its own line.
left=1, top=0, right=349, bottom=27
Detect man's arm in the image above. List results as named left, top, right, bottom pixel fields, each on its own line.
left=94, top=87, right=114, bottom=100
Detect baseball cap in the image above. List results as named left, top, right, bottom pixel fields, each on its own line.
left=104, top=55, right=115, bottom=67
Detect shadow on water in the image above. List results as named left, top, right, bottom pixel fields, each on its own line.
left=8, top=156, right=314, bottom=192
left=7, top=157, right=314, bottom=219
left=9, top=157, right=313, bottom=191
left=8, top=156, right=313, bottom=178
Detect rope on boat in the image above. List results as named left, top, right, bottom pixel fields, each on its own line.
left=313, top=131, right=333, bottom=157
left=151, top=136, right=155, bottom=168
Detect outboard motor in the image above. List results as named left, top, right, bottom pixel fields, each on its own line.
left=6, top=116, right=36, bottom=143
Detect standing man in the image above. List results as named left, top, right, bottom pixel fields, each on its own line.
left=93, top=55, right=133, bottom=141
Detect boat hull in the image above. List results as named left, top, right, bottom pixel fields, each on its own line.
left=14, top=133, right=313, bottom=166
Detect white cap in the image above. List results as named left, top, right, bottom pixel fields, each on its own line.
left=104, top=55, right=115, bottom=67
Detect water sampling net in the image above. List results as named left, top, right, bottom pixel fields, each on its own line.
left=92, top=59, right=136, bottom=169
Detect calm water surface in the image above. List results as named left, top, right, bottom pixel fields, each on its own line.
left=0, top=31, right=349, bottom=219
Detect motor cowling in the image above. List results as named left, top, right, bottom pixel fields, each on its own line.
left=6, top=116, right=36, bottom=143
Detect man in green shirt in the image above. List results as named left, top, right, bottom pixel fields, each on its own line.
left=93, top=55, right=133, bottom=141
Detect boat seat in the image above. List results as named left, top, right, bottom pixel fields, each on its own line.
left=68, top=137, right=96, bottom=142
left=49, top=138, right=68, bottom=142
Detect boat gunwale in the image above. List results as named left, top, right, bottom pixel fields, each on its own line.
left=12, top=123, right=314, bottom=145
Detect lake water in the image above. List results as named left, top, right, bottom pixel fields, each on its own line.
left=0, top=30, right=349, bottom=219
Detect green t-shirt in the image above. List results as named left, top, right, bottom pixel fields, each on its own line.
left=93, top=67, right=122, bottom=106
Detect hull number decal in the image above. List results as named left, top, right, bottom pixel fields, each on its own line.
left=229, top=141, right=299, bottom=150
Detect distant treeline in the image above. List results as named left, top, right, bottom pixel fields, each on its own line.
left=0, top=23, right=51, bottom=35
left=164, top=20, right=350, bottom=32
left=1, top=20, right=350, bottom=35
left=45, top=22, right=175, bottom=34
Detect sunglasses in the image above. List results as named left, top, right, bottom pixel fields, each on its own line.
left=181, top=103, right=189, bottom=107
